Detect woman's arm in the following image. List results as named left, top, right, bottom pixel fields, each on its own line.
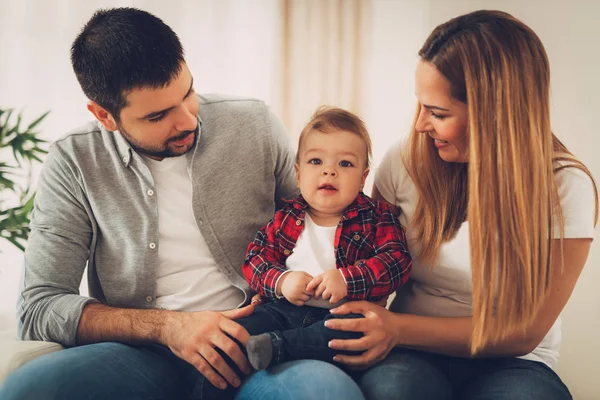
left=327, top=235, right=592, bottom=368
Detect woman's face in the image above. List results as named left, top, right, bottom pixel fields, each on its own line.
left=414, top=60, right=469, bottom=163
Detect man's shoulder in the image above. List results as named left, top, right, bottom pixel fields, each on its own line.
left=51, top=120, right=104, bottom=153
left=195, top=93, right=282, bottom=146
left=197, top=93, right=268, bottom=115
left=46, top=120, right=119, bottom=172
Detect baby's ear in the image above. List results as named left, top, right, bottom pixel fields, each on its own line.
left=294, top=163, right=301, bottom=187
left=361, top=168, right=370, bottom=189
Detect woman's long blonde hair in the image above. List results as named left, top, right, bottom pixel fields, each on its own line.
left=404, top=10, right=599, bottom=353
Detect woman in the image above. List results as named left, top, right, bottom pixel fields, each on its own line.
left=324, top=10, right=598, bottom=400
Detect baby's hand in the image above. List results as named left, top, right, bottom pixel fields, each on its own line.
left=306, top=269, right=347, bottom=304
left=278, top=271, right=314, bottom=306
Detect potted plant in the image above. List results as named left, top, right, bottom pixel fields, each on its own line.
left=0, top=109, right=48, bottom=251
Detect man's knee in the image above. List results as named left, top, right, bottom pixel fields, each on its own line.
left=0, top=342, right=186, bottom=400
left=238, top=360, right=365, bottom=400
left=0, top=352, right=78, bottom=400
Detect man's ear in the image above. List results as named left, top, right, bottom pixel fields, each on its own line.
left=87, top=101, right=118, bottom=131
left=360, top=168, right=370, bottom=190
left=294, top=163, right=300, bottom=188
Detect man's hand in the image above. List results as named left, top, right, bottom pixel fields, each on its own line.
left=306, top=269, right=348, bottom=303
left=278, top=271, right=314, bottom=306
left=251, top=293, right=263, bottom=305
left=161, top=305, right=255, bottom=390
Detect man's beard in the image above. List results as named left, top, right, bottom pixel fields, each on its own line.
left=117, top=123, right=199, bottom=159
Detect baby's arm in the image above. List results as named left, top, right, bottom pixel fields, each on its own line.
left=277, top=271, right=314, bottom=306
left=340, top=202, right=412, bottom=301
left=242, top=212, right=289, bottom=299
left=306, top=270, right=348, bottom=304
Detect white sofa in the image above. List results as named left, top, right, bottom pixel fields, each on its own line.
left=0, top=256, right=65, bottom=384
left=0, top=337, right=63, bottom=383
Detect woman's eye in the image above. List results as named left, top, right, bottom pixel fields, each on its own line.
left=309, top=158, right=322, bottom=165
left=339, top=160, right=353, bottom=168
left=431, top=111, right=446, bottom=120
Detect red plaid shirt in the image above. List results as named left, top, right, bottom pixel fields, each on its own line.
left=242, top=192, right=411, bottom=301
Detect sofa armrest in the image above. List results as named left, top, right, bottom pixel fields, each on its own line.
left=0, top=340, right=63, bottom=383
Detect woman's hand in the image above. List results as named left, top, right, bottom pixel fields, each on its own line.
left=326, top=301, right=399, bottom=369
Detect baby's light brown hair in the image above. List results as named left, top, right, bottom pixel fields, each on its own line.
left=297, top=106, right=372, bottom=168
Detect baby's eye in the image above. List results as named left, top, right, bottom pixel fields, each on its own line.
left=309, top=158, right=322, bottom=165
left=339, top=160, right=354, bottom=168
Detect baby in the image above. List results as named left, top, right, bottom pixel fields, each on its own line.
left=240, top=106, right=412, bottom=370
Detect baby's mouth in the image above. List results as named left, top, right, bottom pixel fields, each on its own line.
left=318, top=184, right=337, bottom=191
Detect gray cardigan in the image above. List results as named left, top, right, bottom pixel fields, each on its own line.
left=18, top=94, right=298, bottom=346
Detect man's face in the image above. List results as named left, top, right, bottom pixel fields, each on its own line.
left=116, top=63, right=199, bottom=160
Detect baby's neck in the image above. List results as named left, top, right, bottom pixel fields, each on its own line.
left=306, top=210, right=342, bottom=227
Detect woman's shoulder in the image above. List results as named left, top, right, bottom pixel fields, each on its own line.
left=554, top=161, right=596, bottom=201
left=374, top=138, right=413, bottom=202
left=553, top=162, right=597, bottom=239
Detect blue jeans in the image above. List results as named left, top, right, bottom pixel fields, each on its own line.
left=237, top=300, right=362, bottom=366
left=0, top=342, right=364, bottom=400
left=354, top=348, right=572, bottom=400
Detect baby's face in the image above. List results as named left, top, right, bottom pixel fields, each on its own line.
left=295, top=129, right=369, bottom=221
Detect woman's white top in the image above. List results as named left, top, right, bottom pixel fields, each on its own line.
left=375, top=140, right=596, bottom=368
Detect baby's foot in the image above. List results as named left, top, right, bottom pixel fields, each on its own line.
left=246, top=333, right=273, bottom=370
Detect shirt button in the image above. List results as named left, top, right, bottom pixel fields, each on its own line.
left=284, top=249, right=291, bottom=255
left=296, top=220, right=302, bottom=226
left=353, top=234, right=361, bottom=241
left=122, top=156, right=128, bottom=163
left=147, top=189, right=154, bottom=196
left=145, top=296, right=153, bottom=303
left=149, top=242, right=156, bottom=249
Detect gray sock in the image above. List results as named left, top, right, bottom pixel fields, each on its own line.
left=246, top=333, right=274, bottom=370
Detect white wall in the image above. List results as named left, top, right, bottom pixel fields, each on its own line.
left=1, top=0, right=598, bottom=397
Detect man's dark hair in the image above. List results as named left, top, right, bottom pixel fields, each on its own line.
left=71, top=7, right=185, bottom=120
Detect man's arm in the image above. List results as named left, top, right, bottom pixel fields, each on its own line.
left=77, top=303, right=255, bottom=389
left=19, top=145, right=97, bottom=346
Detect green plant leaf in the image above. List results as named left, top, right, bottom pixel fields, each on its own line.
left=26, top=111, right=50, bottom=131
left=0, top=108, right=48, bottom=252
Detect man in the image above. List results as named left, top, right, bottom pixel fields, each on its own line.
left=0, top=7, right=364, bottom=400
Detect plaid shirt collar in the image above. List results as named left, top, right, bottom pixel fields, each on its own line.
left=288, top=191, right=375, bottom=221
